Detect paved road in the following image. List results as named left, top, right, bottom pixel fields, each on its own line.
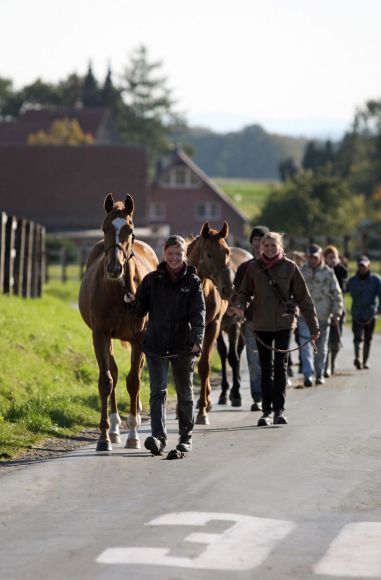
left=1, top=329, right=381, bottom=580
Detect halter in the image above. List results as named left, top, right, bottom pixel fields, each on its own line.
left=104, top=242, right=135, bottom=262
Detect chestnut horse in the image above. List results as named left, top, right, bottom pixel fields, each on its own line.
left=78, top=193, right=158, bottom=451
left=216, top=247, right=253, bottom=407
left=187, top=221, right=234, bottom=424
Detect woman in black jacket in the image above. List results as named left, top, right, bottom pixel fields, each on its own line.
left=125, top=235, right=205, bottom=455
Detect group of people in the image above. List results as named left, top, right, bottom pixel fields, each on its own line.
left=125, top=227, right=381, bottom=456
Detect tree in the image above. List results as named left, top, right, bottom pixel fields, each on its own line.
left=82, top=63, right=102, bottom=107
left=27, top=118, right=94, bottom=145
left=119, top=45, right=184, bottom=156
left=278, top=157, right=298, bottom=182
left=258, top=168, right=364, bottom=237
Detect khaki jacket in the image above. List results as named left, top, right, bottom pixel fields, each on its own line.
left=300, top=263, right=344, bottom=322
left=237, top=257, right=319, bottom=333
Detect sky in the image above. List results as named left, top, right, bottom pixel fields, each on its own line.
left=1, top=0, right=381, bottom=139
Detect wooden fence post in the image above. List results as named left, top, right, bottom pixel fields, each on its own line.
left=39, top=226, right=46, bottom=296
left=0, top=212, right=7, bottom=294
left=22, top=221, right=34, bottom=298
left=13, top=219, right=26, bottom=296
left=60, top=247, right=68, bottom=283
left=3, top=215, right=17, bottom=294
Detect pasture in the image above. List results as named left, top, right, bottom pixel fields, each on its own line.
left=215, top=178, right=277, bottom=220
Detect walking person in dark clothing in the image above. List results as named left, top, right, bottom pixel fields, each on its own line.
left=233, top=232, right=319, bottom=426
left=347, top=255, right=381, bottom=370
left=323, top=245, right=348, bottom=376
left=125, top=235, right=205, bottom=455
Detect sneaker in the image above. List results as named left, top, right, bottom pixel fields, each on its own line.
left=273, top=411, right=288, bottom=425
left=363, top=363, right=370, bottom=370
left=324, top=369, right=331, bottom=378
left=304, top=376, right=313, bottom=387
left=354, top=358, right=362, bottom=370
left=251, top=401, right=262, bottom=412
left=144, top=436, right=166, bottom=456
left=176, top=436, right=192, bottom=453
left=257, top=414, right=272, bottom=426
left=316, top=376, right=325, bottom=385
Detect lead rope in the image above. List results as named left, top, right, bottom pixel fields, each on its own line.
left=236, top=316, right=318, bottom=354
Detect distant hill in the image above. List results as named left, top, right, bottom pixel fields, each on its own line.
left=174, top=124, right=307, bottom=179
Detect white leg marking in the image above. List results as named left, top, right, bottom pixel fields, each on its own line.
left=125, top=413, right=140, bottom=448
left=109, top=413, right=121, bottom=435
left=314, top=522, right=381, bottom=577
left=96, top=511, right=294, bottom=571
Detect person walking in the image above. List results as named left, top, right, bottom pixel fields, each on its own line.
left=347, top=255, right=381, bottom=370
left=323, top=245, right=348, bottom=376
left=125, top=235, right=205, bottom=455
left=299, top=244, right=344, bottom=386
left=233, top=232, right=319, bottom=426
left=230, top=225, right=269, bottom=412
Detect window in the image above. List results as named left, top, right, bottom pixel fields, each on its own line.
left=149, top=202, right=166, bottom=220
left=195, top=201, right=221, bottom=221
left=159, top=166, right=201, bottom=188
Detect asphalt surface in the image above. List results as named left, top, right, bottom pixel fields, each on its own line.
left=1, top=329, right=381, bottom=580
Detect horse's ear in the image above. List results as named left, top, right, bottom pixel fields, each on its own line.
left=125, top=194, right=134, bottom=215
left=201, top=222, right=210, bottom=239
left=104, top=193, right=114, bottom=214
left=218, top=221, right=229, bottom=239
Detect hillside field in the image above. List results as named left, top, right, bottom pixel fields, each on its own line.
left=215, top=178, right=277, bottom=220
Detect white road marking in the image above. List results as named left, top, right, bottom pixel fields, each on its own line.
left=314, top=522, right=381, bottom=577
left=96, top=511, right=294, bottom=571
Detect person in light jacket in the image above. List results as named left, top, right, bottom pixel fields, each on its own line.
left=299, top=244, right=344, bottom=386
left=233, top=232, right=319, bottom=427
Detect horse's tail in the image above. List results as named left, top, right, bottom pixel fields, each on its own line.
left=120, top=341, right=131, bottom=351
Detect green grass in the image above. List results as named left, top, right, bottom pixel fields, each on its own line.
left=214, top=178, right=277, bottom=220
left=0, top=280, right=151, bottom=460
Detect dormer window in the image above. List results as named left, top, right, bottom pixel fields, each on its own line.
left=159, top=165, right=201, bottom=188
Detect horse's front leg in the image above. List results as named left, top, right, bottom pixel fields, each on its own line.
left=196, top=320, right=219, bottom=425
left=216, top=331, right=229, bottom=405
left=109, top=348, right=122, bottom=444
left=228, top=324, right=243, bottom=407
left=93, top=330, right=113, bottom=452
left=124, top=344, right=144, bottom=449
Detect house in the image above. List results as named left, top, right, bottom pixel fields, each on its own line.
left=0, top=107, right=120, bottom=145
left=149, top=148, right=248, bottom=242
left=0, top=145, right=148, bottom=230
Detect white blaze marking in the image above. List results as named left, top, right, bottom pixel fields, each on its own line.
left=96, top=511, right=294, bottom=571
left=112, top=217, right=127, bottom=245
left=314, top=522, right=381, bottom=577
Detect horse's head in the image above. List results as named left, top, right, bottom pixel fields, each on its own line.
left=102, top=193, right=135, bottom=280
left=199, top=221, right=234, bottom=300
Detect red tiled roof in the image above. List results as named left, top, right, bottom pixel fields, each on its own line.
left=0, top=145, right=147, bottom=229
left=0, top=107, right=113, bottom=145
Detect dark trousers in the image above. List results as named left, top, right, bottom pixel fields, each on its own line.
left=255, top=329, right=292, bottom=415
left=145, top=353, right=195, bottom=442
left=352, top=318, right=376, bottom=362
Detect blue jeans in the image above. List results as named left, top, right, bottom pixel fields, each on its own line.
left=298, top=317, right=329, bottom=379
left=145, top=353, right=195, bottom=442
left=244, top=323, right=262, bottom=402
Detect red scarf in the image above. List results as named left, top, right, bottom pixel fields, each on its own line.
left=261, top=251, right=284, bottom=269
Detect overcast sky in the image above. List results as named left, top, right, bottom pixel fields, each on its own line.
left=2, top=0, right=381, bottom=138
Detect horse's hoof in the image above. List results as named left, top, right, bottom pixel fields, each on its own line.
left=96, top=439, right=112, bottom=452
left=196, top=415, right=210, bottom=425
left=125, top=438, right=141, bottom=449
left=231, top=398, right=242, bottom=408
left=109, top=433, right=121, bottom=444
left=218, top=395, right=228, bottom=405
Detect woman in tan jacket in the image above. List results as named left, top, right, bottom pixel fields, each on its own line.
left=233, top=232, right=319, bottom=426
